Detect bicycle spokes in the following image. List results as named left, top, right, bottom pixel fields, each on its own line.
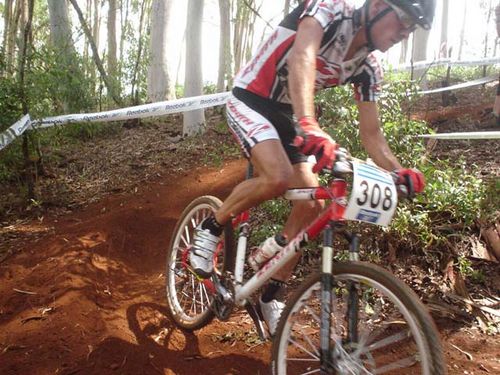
left=278, top=276, right=430, bottom=374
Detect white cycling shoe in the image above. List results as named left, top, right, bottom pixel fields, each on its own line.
left=189, top=227, right=219, bottom=279
left=260, top=298, right=285, bottom=336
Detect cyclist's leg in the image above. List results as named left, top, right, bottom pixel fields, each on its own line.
left=215, top=139, right=293, bottom=225
left=190, top=92, right=294, bottom=278
left=272, top=161, right=324, bottom=281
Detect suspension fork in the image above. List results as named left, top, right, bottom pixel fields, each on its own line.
left=345, top=232, right=360, bottom=345
left=320, top=224, right=334, bottom=373
left=320, top=224, right=360, bottom=373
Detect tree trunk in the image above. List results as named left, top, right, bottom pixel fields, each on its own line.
left=107, top=0, right=119, bottom=97
left=458, top=1, right=467, bottom=60
left=130, top=0, right=150, bottom=105
left=2, top=0, right=13, bottom=72
left=47, top=0, right=79, bottom=112
left=439, top=0, right=449, bottom=58
left=83, top=0, right=91, bottom=66
left=120, top=0, right=130, bottom=62
left=147, top=0, right=177, bottom=102
left=399, top=38, right=408, bottom=64
left=6, top=0, right=22, bottom=73
left=233, top=0, right=252, bottom=74
left=483, top=0, right=494, bottom=76
left=18, top=0, right=35, bottom=200
left=412, top=28, right=430, bottom=88
left=47, top=0, right=74, bottom=49
left=244, top=1, right=258, bottom=63
left=217, top=0, right=231, bottom=92
left=183, top=0, right=205, bottom=136
left=88, top=0, right=101, bottom=84
left=68, top=0, right=122, bottom=106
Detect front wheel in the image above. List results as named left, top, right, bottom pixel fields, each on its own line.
left=272, top=262, right=445, bottom=375
left=165, top=195, right=231, bottom=330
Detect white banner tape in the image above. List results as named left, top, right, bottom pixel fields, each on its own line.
left=0, top=114, right=32, bottom=151
left=35, top=91, right=231, bottom=128
left=419, top=75, right=498, bottom=95
left=419, top=131, right=500, bottom=140
left=391, top=57, right=500, bottom=71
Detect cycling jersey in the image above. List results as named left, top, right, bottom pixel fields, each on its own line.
left=234, top=0, right=383, bottom=103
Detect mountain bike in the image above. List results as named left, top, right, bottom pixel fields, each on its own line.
left=165, top=149, right=446, bottom=374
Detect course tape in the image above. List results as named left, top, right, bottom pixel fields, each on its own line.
left=419, top=75, right=497, bottom=95
left=36, top=91, right=231, bottom=128
left=392, top=57, right=500, bottom=71
left=419, top=131, right=500, bottom=140
left=0, top=114, right=32, bottom=151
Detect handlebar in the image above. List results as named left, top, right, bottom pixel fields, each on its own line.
left=294, top=134, right=416, bottom=199
left=329, top=148, right=413, bottom=199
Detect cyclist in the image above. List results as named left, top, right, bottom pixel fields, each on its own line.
left=190, top=0, right=434, bottom=335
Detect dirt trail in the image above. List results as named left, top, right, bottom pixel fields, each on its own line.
left=0, top=158, right=498, bottom=374
left=0, top=160, right=273, bottom=375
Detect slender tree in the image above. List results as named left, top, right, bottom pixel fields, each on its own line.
left=147, top=0, right=177, bottom=101
left=183, top=0, right=205, bottom=136
left=412, top=28, right=431, bottom=88
left=2, top=0, right=13, bottom=68
left=233, top=0, right=252, bottom=73
left=483, top=0, right=494, bottom=76
left=92, top=0, right=101, bottom=50
left=130, top=0, right=150, bottom=105
left=439, top=0, right=449, bottom=58
left=6, top=0, right=23, bottom=73
left=399, top=38, right=409, bottom=64
left=47, top=0, right=79, bottom=112
left=107, top=0, right=119, bottom=96
left=217, top=0, right=231, bottom=92
left=19, top=0, right=35, bottom=199
left=458, top=1, right=467, bottom=60
left=120, top=0, right=130, bottom=62
left=68, top=0, right=122, bottom=106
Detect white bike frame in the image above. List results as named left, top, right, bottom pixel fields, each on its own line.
left=230, top=182, right=349, bottom=306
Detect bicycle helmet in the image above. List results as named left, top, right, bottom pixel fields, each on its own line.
left=384, top=0, right=436, bottom=30
left=363, top=0, right=436, bottom=51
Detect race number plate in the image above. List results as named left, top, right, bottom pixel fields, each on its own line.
left=344, top=160, right=398, bottom=227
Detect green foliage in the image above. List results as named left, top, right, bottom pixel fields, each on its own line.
left=250, top=81, right=492, bottom=267
left=203, top=83, right=218, bottom=95
left=316, top=81, right=429, bottom=166
left=384, top=65, right=497, bottom=87
left=250, top=199, right=289, bottom=245
left=390, top=161, right=485, bottom=251
left=0, top=69, right=23, bottom=131
left=28, top=46, right=95, bottom=117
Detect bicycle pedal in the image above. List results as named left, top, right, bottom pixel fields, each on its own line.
left=244, top=301, right=269, bottom=341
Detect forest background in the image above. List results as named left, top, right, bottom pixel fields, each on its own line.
left=0, top=0, right=499, bottom=350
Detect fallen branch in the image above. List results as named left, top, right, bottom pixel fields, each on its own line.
left=450, top=343, right=473, bottom=360
left=13, top=288, right=37, bottom=295
left=445, top=293, right=500, bottom=318
left=21, top=316, right=46, bottom=324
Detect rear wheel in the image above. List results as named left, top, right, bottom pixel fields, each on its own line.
left=165, top=196, right=231, bottom=330
left=272, top=262, right=445, bottom=375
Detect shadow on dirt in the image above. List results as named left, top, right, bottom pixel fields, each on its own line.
left=65, top=302, right=268, bottom=374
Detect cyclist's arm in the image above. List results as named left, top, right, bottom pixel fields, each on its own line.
left=357, top=101, right=402, bottom=171
left=287, top=16, right=324, bottom=119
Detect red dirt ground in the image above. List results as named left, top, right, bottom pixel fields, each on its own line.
left=0, top=159, right=498, bottom=374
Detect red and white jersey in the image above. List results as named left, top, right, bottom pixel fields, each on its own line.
left=234, top=0, right=383, bottom=104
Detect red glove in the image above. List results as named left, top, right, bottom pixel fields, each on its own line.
left=394, top=168, right=426, bottom=195
left=294, top=117, right=338, bottom=173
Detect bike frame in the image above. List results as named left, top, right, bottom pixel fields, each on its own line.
left=231, top=178, right=349, bottom=306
